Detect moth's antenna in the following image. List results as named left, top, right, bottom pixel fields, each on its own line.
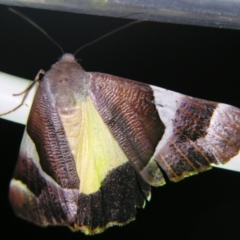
left=9, top=8, right=64, bottom=55
left=74, top=20, right=145, bottom=56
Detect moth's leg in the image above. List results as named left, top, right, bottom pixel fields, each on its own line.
left=0, top=69, right=45, bottom=116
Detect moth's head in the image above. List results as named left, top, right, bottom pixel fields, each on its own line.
left=43, top=53, right=87, bottom=115
left=50, top=53, right=83, bottom=72
left=59, top=53, right=76, bottom=63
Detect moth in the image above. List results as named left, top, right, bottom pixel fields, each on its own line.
left=3, top=6, right=239, bottom=236
left=9, top=52, right=240, bottom=235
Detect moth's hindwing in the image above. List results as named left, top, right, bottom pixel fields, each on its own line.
left=150, top=85, right=240, bottom=181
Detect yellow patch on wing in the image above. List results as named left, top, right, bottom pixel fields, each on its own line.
left=60, top=96, right=128, bottom=194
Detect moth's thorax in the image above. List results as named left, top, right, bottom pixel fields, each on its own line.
left=44, top=53, right=88, bottom=115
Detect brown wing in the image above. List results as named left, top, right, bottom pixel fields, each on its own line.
left=87, top=72, right=166, bottom=187
left=88, top=73, right=240, bottom=184
left=151, top=85, right=240, bottom=181
left=9, top=55, right=152, bottom=235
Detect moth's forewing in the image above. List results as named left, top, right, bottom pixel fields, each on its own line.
left=9, top=54, right=151, bottom=234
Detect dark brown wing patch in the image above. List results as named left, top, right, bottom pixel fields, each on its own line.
left=152, top=89, right=240, bottom=181
left=88, top=72, right=165, bottom=186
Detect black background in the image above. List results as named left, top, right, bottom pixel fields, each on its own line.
left=1, top=4, right=240, bottom=239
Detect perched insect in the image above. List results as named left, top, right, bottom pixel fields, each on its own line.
left=8, top=53, right=240, bottom=234
left=2, top=7, right=240, bottom=236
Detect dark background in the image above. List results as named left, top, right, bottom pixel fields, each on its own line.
left=0, top=4, right=240, bottom=239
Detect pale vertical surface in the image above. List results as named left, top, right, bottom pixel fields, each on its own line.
left=212, top=153, right=240, bottom=172
left=59, top=96, right=128, bottom=194
left=0, top=72, right=38, bottom=125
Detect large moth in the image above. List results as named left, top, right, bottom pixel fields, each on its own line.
left=1, top=6, right=240, bottom=238
left=8, top=52, right=240, bottom=234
